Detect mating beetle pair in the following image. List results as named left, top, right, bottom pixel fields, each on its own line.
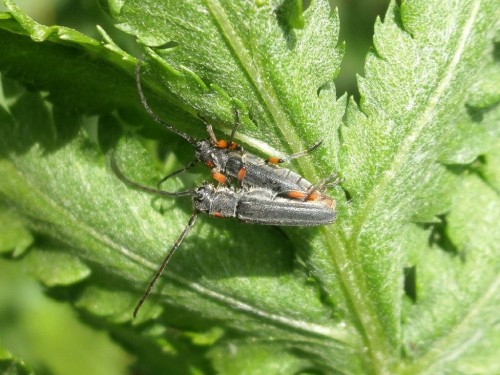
left=135, top=63, right=338, bottom=209
left=112, top=61, right=340, bottom=317
left=111, top=156, right=337, bottom=316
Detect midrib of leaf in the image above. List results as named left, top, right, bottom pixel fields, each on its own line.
left=404, top=276, right=500, bottom=374
left=327, top=1, right=482, bottom=373
left=204, top=0, right=320, bottom=182
left=4, top=154, right=349, bottom=343
left=323, top=227, right=392, bottom=374
left=202, top=0, right=370, bottom=362
left=203, top=1, right=392, bottom=371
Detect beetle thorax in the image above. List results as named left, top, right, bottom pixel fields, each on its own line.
left=195, top=140, right=229, bottom=170
left=195, top=140, right=212, bottom=164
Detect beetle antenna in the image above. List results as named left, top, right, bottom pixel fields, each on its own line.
left=133, top=212, right=198, bottom=318
left=109, top=150, right=195, bottom=197
left=135, top=59, right=197, bottom=146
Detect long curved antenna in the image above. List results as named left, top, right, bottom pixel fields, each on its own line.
left=157, top=160, right=198, bottom=188
left=278, top=140, right=323, bottom=164
left=133, top=212, right=198, bottom=318
left=135, top=59, right=197, bottom=146
left=110, top=150, right=194, bottom=197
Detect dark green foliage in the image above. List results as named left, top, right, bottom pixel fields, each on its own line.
left=0, top=0, right=498, bottom=374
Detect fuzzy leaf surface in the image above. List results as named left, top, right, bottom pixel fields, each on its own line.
left=335, top=0, right=500, bottom=372
left=0, top=0, right=499, bottom=374
left=0, top=1, right=352, bottom=373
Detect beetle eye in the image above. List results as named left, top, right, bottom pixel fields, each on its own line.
left=194, top=185, right=211, bottom=201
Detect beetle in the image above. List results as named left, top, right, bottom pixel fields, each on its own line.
left=110, top=151, right=336, bottom=317
left=136, top=61, right=338, bottom=207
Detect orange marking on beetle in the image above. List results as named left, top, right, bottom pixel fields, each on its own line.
left=216, top=139, right=228, bottom=149
left=229, top=142, right=239, bottom=150
left=267, top=156, right=281, bottom=165
left=287, top=191, right=308, bottom=200
left=212, top=172, right=227, bottom=184
left=205, top=160, right=215, bottom=168
left=237, top=167, right=247, bottom=182
left=306, top=191, right=321, bottom=201
left=305, top=191, right=335, bottom=208
left=213, top=212, right=223, bottom=218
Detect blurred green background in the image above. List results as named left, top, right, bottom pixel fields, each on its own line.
left=0, top=0, right=389, bottom=373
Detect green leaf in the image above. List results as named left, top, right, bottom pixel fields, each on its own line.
left=0, top=258, right=131, bottom=375
left=110, top=0, right=345, bottom=175
left=477, top=139, right=500, bottom=192
left=208, top=341, right=312, bottom=374
left=23, top=244, right=91, bottom=287
left=335, top=0, right=500, bottom=373
left=0, top=205, right=33, bottom=256
left=0, top=0, right=499, bottom=374
left=0, top=1, right=351, bottom=373
left=402, top=172, right=500, bottom=375
left=0, top=0, right=197, bottom=135
left=0, top=346, right=34, bottom=375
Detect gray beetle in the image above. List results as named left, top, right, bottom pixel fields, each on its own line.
left=110, top=152, right=336, bottom=317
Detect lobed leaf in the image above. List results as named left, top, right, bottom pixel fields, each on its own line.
left=110, top=0, right=346, bottom=176
left=0, top=0, right=499, bottom=374
left=0, top=1, right=352, bottom=370
left=332, top=0, right=500, bottom=372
